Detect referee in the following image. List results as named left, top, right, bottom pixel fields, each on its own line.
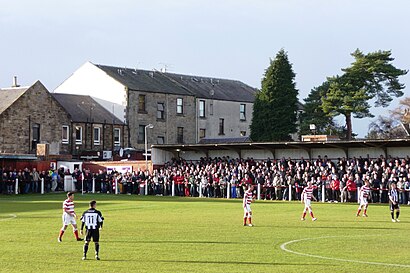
left=80, top=200, right=104, bottom=260
left=388, top=183, right=400, bottom=223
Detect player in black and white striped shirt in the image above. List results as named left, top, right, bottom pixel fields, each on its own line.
left=80, top=200, right=104, bottom=260
left=388, top=183, right=400, bottom=223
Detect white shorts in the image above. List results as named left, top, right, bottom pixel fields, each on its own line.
left=243, top=204, right=252, bottom=213
left=304, top=199, right=311, bottom=208
left=360, top=198, right=368, bottom=206
left=62, top=213, right=77, bottom=226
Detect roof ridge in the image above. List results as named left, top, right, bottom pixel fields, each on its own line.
left=95, top=62, right=257, bottom=102
left=0, top=85, right=32, bottom=115
left=95, top=63, right=248, bottom=84
left=53, top=92, right=91, bottom=98
left=0, top=86, right=30, bottom=91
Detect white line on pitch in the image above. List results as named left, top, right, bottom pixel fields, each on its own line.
left=280, top=236, right=410, bottom=268
left=0, top=214, right=17, bottom=221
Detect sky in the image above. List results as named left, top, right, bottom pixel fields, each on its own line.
left=1, top=0, right=409, bottom=137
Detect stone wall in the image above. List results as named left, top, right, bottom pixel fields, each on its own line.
left=0, top=81, right=71, bottom=154
left=197, top=99, right=253, bottom=141
left=127, top=91, right=196, bottom=149
left=68, top=122, right=128, bottom=156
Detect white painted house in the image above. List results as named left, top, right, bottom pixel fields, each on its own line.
left=55, top=62, right=127, bottom=121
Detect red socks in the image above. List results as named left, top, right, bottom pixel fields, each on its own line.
left=59, top=229, right=80, bottom=240
left=310, top=212, right=314, bottom=218
left=243, top=218, right=247, bottom=225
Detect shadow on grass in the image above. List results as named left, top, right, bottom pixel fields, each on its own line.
left=98, top=259, right=130, bottom=262
left=265, top=225, right=399, bottom=230
left=133, top=196, right=244, bottom=203
left=98, top=258, right=335, bottom=266
left=306, top=226, right=398, bottom=230
left=107, top=240, right=264, bottom=245
left=0, top=198, right=117, bottom=215
left=156, top=260, right=335, bottom=266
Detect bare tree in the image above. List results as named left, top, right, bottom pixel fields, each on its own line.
left=367, top=97, right=410, bottom=139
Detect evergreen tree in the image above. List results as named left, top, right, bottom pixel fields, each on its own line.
left=322, top=49, right=407, bottom=140
left=300, top=81, right=337, bottom=135
left=250, top=49, right=298, bottom=141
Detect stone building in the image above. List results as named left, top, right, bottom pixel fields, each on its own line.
left=54, top=62, right=257, bottom=150
left=0, top=80, right=71, bottom=155
left=162, top=73, right=255, bottom=142
left=52, top=93, right=128, bottom=160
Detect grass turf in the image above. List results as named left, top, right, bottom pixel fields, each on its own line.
left=0, top=194, right=409, bottom=273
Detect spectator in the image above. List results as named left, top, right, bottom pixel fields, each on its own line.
left=6, top=171, right=14, bottom=194
left=331, top=175, right=340, bottom=202
left=51, top=170, right=59, bottom=192
left=346, top=176, right=357, bottom=202
left=32, top=168, right=40, bottom=193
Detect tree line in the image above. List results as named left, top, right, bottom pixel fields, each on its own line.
left=250, top=49, right=408, bottom=141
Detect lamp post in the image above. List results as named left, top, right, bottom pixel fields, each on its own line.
left=145, top=124, right=154, bottom=172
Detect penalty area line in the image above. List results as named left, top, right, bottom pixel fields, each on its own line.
left=280, top=236, right=410, bottom=268
left=0, top=214, right=17, bottom=221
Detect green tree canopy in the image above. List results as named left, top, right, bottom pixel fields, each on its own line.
left=321, top=49, right=407, bottom=140
left=300, top=81, right=341, bottom=136
left=250, top=49, right=299, bottom=141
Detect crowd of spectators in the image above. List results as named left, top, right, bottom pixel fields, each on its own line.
left=140, top=155, right=410, bottom=204
left=0, top=167, right=68, bottom=194
left=2, top=155, right=410, bottom=205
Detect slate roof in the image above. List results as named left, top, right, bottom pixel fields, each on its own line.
left=95, top=64, right=257, bottom=103
left=52, top=93, right=124, bottom=124
left=0, top=86, right=29, bottom=115
left=198, top=137, right=252, bottom=144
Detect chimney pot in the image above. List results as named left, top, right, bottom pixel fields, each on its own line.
left=12, top=76, right=20, bottom=87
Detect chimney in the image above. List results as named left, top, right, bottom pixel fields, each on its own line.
left=12, top=76, right=20, bottom=88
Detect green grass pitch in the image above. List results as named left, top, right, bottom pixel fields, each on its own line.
left=0, top=194, right=409, bottom=273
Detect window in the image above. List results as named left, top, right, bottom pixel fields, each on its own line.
left=75, top=126, right=82, bottom=144
left=176, top=98, right=183, bottom=114
left=210, top=102, right=214, bottom=115
left=157, top=136, right=165, bottom=144
left=157, top=103, right=165, bottom=120
left=138, top=95, right=146, bottom=113
left=177, top=127, right=184, bottom=144
left=32, top=123, right=40, bottom=150
left=240, top=104, right=246, bottom=121
left=114, top=128, right=121, bottom=146
left=240, top=131, right=247, bottom=136
left=199, top=100, right=205, bottom=118
left=199, top=128, right=206, bottom=139
left=219, top=118, right=224, bottom=135
left=62, top=125, right=69, bottom=144
left=93, top=127, right=101, bottom=145
left=138, top=125, right=145, bottom=143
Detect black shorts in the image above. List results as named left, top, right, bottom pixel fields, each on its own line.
left=390, top=202, right=400, bottom=211
left=85, top=229, right=100, bottom=242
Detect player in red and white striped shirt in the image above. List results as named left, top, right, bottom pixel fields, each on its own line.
left=357, top=179, right=371, bottom=217
left=301, top=182, right=317, bottom=221
left=243, top=184, right=254, bottom=227
left=58, top=192, right=83, bottom=242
